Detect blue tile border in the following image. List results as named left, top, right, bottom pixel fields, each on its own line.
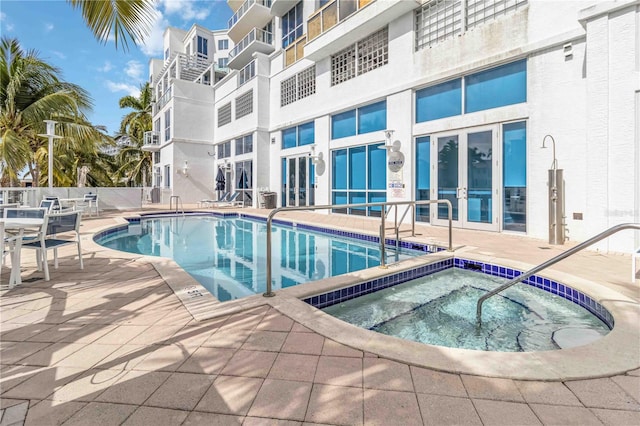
left=305, top=257, right=614, bottom=330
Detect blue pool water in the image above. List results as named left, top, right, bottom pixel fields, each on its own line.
left=95, top=215, right=424, bottom=302
left=323, top=268, right=610, bottom=352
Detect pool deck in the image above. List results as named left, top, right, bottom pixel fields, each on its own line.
left=1, top=207, right=639, bottom=425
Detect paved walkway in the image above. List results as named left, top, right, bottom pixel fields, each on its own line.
left=1, top=209, right=639, bottom=425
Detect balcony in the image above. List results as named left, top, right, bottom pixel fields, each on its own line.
left=227, top=0, right=273, bottom=43
left=142, top=131, right=161, bottom=152
left=270, top=0, right=298, bottom=16
left=153, top=87, right=172, bottom=115
left=284, top=35, right=307, bottom=67
left=228, top=28, right=274, bottom=70
left=227, top=0, right=244, bottom=12
left=305, top=0, right=418, bottom=61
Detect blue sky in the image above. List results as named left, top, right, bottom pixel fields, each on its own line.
left=0, top=0, right=232, bottom=135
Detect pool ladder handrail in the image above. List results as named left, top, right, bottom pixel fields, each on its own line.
left=383, top=204, right=416, bottom=254
left=169, top=195, right=184, bottom=215
left=476, top=223, right=640, bottom=324
left=264, top=199, right=453, bottom=297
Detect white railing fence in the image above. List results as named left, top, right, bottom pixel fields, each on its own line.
left=0, top=187, right=145, bottom=211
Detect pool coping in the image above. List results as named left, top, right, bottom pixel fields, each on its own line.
left=86, top=214, right=640, bottom=381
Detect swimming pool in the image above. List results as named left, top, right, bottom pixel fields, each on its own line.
left=95, top=214, right=429, bottom=302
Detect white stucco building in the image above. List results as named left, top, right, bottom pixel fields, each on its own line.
left=146, top=0, right=640, bottom=253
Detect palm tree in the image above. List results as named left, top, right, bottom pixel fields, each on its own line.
left=0, top=37, right=112, bottom=186
left=67, top=0, right=156, bottom=51
left=115, top=82, right=152, bottom=186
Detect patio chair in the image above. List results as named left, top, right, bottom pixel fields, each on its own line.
left=75, top=193, right=99, bottom=217
left=39, top=199, right=55, bottom=212
left=43, top=196, right=62, bottom=212
left=199, top=192, right=229, bottom=208
left=208, top=192, right=243, bottom=208
left=21, top=210, right=83, bottom=281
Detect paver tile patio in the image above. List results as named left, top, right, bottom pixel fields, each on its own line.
left=410, top=366, right=468, bottom=397
left=610, top=375, right=640, bottom=403
left=268, top=353, right=319, bottom=382
left=472, top=399, right=542, bottom=425
left=24, top=399, right=87, bottom=426
left=177, top=346, right=235, bottom=375
left=94, top=370, right=171, bottom=405
left=314, top=356, right=363, bottom=388
left=363, top=388, right=422, bottom=425
left=183, top=411, right=244, bottom=425
left=63, top=401, right=138, bottom=426
left=144, top=371, right=215, bottom=410
left=241, top=330, right=289, bottom=352
left=1, top=367, right=84, bottom=400
left=305, top=384, right=363, bottom=426
left=363, top=357, right=413, bottom=392
left=514, top=380, right=583, bottom=406
left=321, top=339, right=363, bottom=358
left=49, top=368, right=126, bottom=402
left=281, top=332, right=325, bottom=355
left=529, top=404, right=604, bottom=425
left=122, top=406, right=188, bottom=425
left=247, top=378, right=312, bottom=421
left=565, top=378, right=640, bottom=410
left=220, top=349, right=277, bottom=378
left=194, top=375, right=263, bottom=415
left=590, top=408, right=640, bottom=425
left=461, top=375, right=525, bottom=402
left=416, top=393, right=482, bottom=425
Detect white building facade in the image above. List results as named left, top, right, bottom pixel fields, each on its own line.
left=146, top=0, right=640, bottom=253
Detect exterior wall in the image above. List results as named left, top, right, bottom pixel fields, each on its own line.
left=149, top=0, right=639, bottom=253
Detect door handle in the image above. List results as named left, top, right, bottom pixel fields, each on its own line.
left=457, top=188, right=467, bottom=199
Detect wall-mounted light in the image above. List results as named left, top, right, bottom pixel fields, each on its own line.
left=378, top=130, right=404, bottom=172
left=378, top=129, right=401, bottom=152
left=179, top=160, right=189, bottom=177
left=310, top=145, right=326, bottom=176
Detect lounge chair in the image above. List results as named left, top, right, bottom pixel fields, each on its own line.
left=199, top=192, right=230, bottom=208
left=208, top=192, right=244, bottom=208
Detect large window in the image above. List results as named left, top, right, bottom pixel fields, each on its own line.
left=331, top=27, right=388, bottom=86
left=218, top=39, right=228, bottom=50
left=197, top=35, right=208, bottom=58
left=415, top=136, right=430, bottom=222
left=164, top=108, right=171, bottom=142
left=217, top=141, right=231, bottom=159
left=502, top=121, right=526, bottom=232
left=415, top=60, right=527, bottom=123
left=236, top=160, right=253, bottom=206
left=331, top=143, right=386, bottom=217
left=282, top=2, right=303, bottom=48
left=331, top=100, right=386, bottom=139
left=238, top=60, right=255, bottom=86
left=235, top=134, right=253, bottom=155
left=282, top=122, right=314, bottom=149
left=416, top=79, right=462, bottom=122
left=465, top=60, right=527, bottom=113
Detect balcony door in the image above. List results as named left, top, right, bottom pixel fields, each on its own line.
left=432, top=125, right=499, bottom=231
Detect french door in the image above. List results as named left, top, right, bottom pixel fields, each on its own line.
left=283, top=156, right=315, bottom=207
left=432, top=125, right=499, bottom=231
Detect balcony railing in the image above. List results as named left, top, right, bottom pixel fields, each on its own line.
left=284, top=34, right=307, bottom=67
left=153, top=87, right=172, bottom=115
left=143, top=131, right=161, bottom=148
left=229, top=28, right=274, bottom=59
left=228, top=0, right=273, bottom=28
left=307, top=0, right=374, bottom=42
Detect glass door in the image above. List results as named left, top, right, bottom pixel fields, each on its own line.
left=432, top=125, right=499, bottom=231
left=284, top=156, right=314, bottom=207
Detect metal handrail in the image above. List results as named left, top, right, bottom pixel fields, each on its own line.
left=169, top=195, right=184, bottom=215
left=263, top=199, right=452, bottom=297
left=476, top=223, right=640, bottom=323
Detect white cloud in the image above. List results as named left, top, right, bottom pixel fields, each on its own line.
left=1, top=12, right=14, bottom=31
left=139, top=9, right=169, bottom=56
left=105, top=81, right=140, bottom=97
left=51, top=51, right=66, bottom=60
left=98, top=61, right=113, bottom=72
left=44, top=22, right=54, bottom=32
left=160, top=0, right=210, bottom=21
left=125, top=60, right=144, bottom=80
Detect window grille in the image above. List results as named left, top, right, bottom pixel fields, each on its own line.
left=331, top=44, right=356, bottom=86
left=467, top=0, right=527, bottom=28
left=358, top=27, right=388, bottom=75
left=281, top=75, right=297, bottom=107
left=298, top=65, right=316, bottom=100
left=415, top=0, right=462, bottom=50
left=331, top=27, right=387, bottom=86
left=218, top=103, right=232, bottom=127
left=235, top=90, right=253, bottom=118
left=281, top=65, right=316, bottom=107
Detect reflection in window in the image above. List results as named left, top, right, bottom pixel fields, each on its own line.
left=415, top=136, right=430, bottom=222
left=503, top=121, right=526, bottom=232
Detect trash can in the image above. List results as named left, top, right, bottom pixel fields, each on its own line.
left=151, top=187, right=160, bottom=203
left=263, top=192, right=277, bottom=209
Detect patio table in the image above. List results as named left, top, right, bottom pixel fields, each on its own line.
left=1, top=218, right=44, bottom=288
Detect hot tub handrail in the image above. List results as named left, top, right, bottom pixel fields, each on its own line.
left=476, top=223, right=640, bottom=324
left=264, top=199, right=453, bottom=297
